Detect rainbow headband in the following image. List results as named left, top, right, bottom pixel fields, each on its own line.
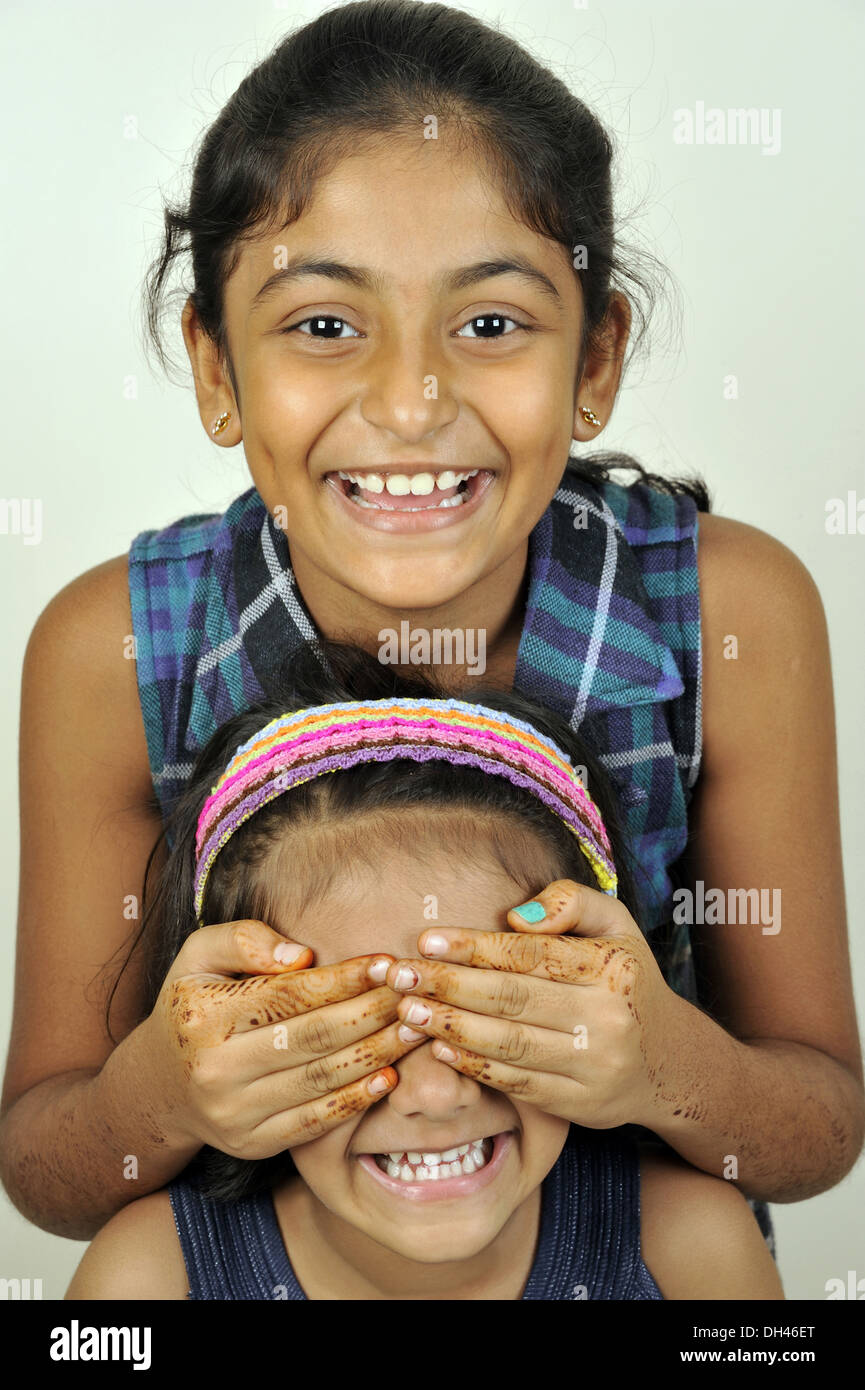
left=193, top=698, right=618, bottom=924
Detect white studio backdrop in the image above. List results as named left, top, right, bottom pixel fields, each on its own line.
left=1, top=0, right=862, bottom=1300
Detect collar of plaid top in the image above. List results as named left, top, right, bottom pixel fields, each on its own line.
left=185, top=463, right=691, bottom=803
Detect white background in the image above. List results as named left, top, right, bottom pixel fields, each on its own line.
left=1, top=0, right=863, bottom=1299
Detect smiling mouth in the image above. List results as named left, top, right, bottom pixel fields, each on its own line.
left=370, top=1136, right=495, bottom=1182
left=326, top=468, right=493, bottom=512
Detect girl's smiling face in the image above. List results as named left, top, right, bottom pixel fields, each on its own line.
left=269, top=821, right=570, bottom=1277
left=183, top=134, right=628, bottom=615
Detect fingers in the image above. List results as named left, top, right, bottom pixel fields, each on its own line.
left=226, top=985, right=404, bottom=1075
left=256, top=955, right=398, bottom=1020
left=385, top=956, right=587, bottom=1029
left=421, top=1045, right=580, bottom=1120
left=505, top=879, right=631, bottom=938
left=393, top=996, right=589, bottom=1081
left=411, top=929, right=625, bottom=984
left=245, top=1021, right=429, bottom=1149
left=169, top=918, right=315, bottom=980
left=171, top=953, right=398, bottom=1042
left=249, top=1068, right=400, bottom=1154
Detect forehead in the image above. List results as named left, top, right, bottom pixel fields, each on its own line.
left=225, top=138, right=575, bottom=311
left=276, top=851, right=526, bottom=966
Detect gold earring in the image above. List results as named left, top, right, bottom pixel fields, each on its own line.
left=211, top=410, right=232, bottom=436
left=579, top=405, right=602, bottom=428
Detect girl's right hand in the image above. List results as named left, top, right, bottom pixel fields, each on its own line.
left=141, top=919, right=423, bottom=1158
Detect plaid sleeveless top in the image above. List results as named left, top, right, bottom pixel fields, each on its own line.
left=128, top=460, right=775, bottom=1255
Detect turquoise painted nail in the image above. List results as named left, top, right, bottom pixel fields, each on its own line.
left=513, top=901, right=546, bottom=923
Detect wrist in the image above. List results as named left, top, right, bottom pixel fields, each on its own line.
left=101, top=1015, right=200, bottom=1156
left=632, top=986, right=736, bottom=1134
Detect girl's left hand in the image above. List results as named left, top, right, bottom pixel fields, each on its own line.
left=381, top=880, right=686, bottom=1130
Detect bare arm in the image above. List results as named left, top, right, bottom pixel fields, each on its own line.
left=65, top=1188, right=190, bottom=1300
left=0, top=556, right=201, bottom=1239
left=643, top=513, right=864, bottom=1201
left=639, top=1144, right=784, bottom=1299
left=0, top=557, right=423, bottom=1239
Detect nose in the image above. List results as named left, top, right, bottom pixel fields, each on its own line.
left=359, top=329, right=459, bottom=442
left=384, top=1038, right=481, bottom=1121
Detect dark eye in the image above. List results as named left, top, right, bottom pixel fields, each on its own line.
left=285, top=317, right=361, bottom=339
left=457, top=314, right=524, bottom=339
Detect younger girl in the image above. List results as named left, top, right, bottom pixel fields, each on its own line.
left=67, top=643, right=782, bottom=1300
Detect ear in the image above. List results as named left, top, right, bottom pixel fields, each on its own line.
left=181, top=296, right=241, bottom=445
left=571, top=292, right=632, bottom=442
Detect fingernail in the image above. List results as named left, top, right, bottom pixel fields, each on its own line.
left=398, top=1024, right=427, bottom=1042
left=433, top=1043, right=458, bottom=1063
left=404, top=1000, right=431, bottom=1025
left=420, top=933, right=448, bottom=957
left=367, top=958, right=390, bottom=983
left=393, top=965, right=419, bottom=990
left=367, top=1072, right=393, bottom=1095
left=513, top=901, right=546, bottom=923
left=274, top=941, right=307, bottom=963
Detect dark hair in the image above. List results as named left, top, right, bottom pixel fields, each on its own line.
left=113, top=637, right=644, bottom=1201
left=141, top=0, right=709, bottom=512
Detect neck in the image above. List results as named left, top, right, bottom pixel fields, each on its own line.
left=275, top=1177, right=542, bottom=1301
left=289, top=541, right=530, bottom=693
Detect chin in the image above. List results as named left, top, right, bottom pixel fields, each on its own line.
left=342, top=561, right=481, bottom=612
left=364, top=1213, right=505, bottom=1266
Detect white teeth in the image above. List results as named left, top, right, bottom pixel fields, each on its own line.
left=385, top=475, right=412, bottom=496
left=338, top=467, right=482, bottom=497
left=376, top=1136, right=494, bottom=1181
left=335, top=466, right=489, bottom=511
left=409, top=473, right=436, bottom=496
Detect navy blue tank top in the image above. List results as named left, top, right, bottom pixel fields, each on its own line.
left=168, top=1125, right=663, bottom=1300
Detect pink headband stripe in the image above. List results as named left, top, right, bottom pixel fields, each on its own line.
left=194, top=707, right=578, bottom=841
left=195, top=719, right=608, bottom=857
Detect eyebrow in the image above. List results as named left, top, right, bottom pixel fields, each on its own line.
left=249, top=255, right=563, bottom=314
